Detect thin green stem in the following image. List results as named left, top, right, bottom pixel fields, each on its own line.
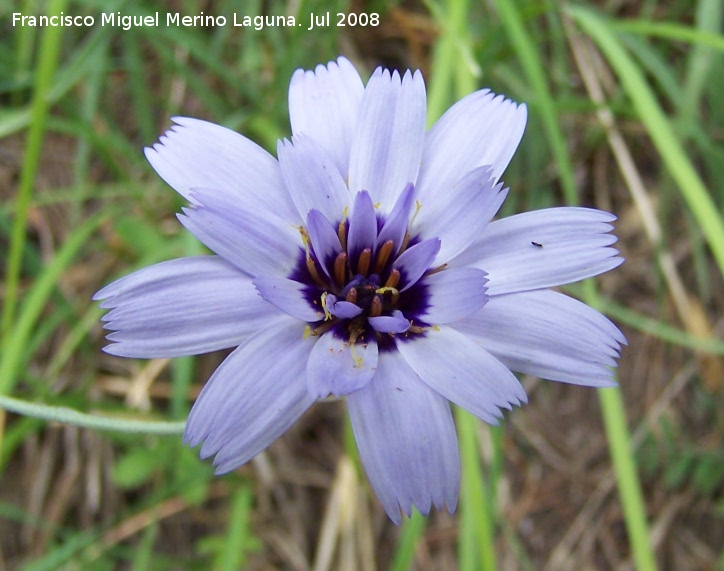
left=0, top=395, right=185, bottom=435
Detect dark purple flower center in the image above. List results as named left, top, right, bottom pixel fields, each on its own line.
left=290, top=211, right=435, bottom=351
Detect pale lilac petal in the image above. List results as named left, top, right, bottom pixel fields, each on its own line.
left=348, top=68, right=426, bottom=209
left=94, top=257, right=270, bottom=358
left=179, top=187, right=300, bottom=277
left=369, top=310, right=410, bottom=334
left=396, top=326, right=527, bottom=424
left=184, top=320, right=316, bottom=473
left=393, top=238, right=441, bottom=291
left=307, top=209, right=343, bottom=279
left=413, top=167, right=508, bottom=264
left=289, top=57, right=365, bottom=179
left=453, top=290, right=626, bottom=386
left=422, top=268, right=488, bottom=324
left=254, top=277, right=323, bottom=322
left=376, top=182, right=415, bottom=253
left=145, top=117, right=296, bottom=222
left=325, top=295, right=363, bottom=319
left=347, top=191, right=378, bottom=266
left=347, top=351, right=460, bottom=523
left=416, top=91, right=526, bottom=212
left=95, top=56, right=628, bottom=527
left=277, top=135, right=352, bottom=222
left=306, top=330, right=378, bottom=398
left=454, top=207, right=623, bottom=295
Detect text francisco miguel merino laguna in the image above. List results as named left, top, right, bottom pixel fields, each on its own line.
left=11, top=11, right=369, bottom=30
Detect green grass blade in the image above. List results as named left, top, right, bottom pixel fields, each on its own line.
left=129, top=523, right=159, bottom=571
left=598, top=388, right=658, bottom=571
left=0, top=211, right=106, bottom=396
left=680, top=0, right=722, bottom=122
left=599, top=300, right=724, bottom=355
left=388, top=510, right=427, bottom=571
left=613, top=19, right=724, bottom=52
left=424, top=0, right=481, bottom=124
left=492, top=0, right=578, bottom=204
left=568, top=5, right=724, bottom=278
left=426, top=2, right=501, bottom=568
left=19, top=531, right=98, bottom=571
left=562, top=15, right=666, bottom=570
left=1, top=0, right=69, bottom=344
left=457, top=408, right=496, bottom=571
left=216, top=485, right=254, bottom=571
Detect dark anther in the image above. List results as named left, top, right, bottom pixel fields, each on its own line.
left=370, top=295, right=382, bottom=317
left=374, top=240, right=394, bottom=274
left=306, top=256, right=325, bottom=288
left=338, top=219, right=347, bottom=252
left=357, top=248, right=372, bottom=277
left=384, top=268, right=401, bottom=289
left=334, top=252, right=348, bottom=287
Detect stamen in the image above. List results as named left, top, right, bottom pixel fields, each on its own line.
left=398, top=201, right=422, bottom=255
left=298, top=225, right=325, bottom=287
left=334, top=252, right=348, bottom=287
left=350, top=344, right=364, bottom=368
left=298, top=225, right=311, bottom=247
left=424, top=263, right=448, bottom=277
left=384, top=269, right=400, bottom=289
left=338, top=208, right=348, bottom=251
left=306, top=256, right=325, bottom=288
left=357, top=248, right=372, bottom=276
left=410, top=200, right=423, bottom=226
left=406, top=323, right=438, bottom=335
left=376, top=286, right=399, bottom=307
left=399, top=232, right=411, bottom=254
left=320, top=292, right=332, bottom=321
left=348, top=327, right=365, bottom=367
left=374, top=240, right=394, bottom=273
left=408, top=325, right=428, bottom=334
left=310, top=320, right=336, bottom=337
left=370, top=295, right=382, bottom=317
left=346, top=287, right=358, bottom=304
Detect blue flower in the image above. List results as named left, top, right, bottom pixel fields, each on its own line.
left=94, top=57, right=625, bottom=523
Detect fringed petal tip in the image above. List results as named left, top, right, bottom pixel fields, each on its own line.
left=347, top=352, right=461, bottom=525
left=386, top=496, right=459, bottom=526
left=181, top=321, right=316, bottom=476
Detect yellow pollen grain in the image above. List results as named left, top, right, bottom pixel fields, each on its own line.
left=298, top=225, right=311, bottom=250
left=320, top=292, right=332, bottom=321
left=348, top=328, right=365, bottom=368
left=374, top=239, right=394, bottom=273
left=350, top=345, right=364, bottom=368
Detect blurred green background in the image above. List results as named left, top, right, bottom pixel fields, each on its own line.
left=1, top=0, right=722, bottom=569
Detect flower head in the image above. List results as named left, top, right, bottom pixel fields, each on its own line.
left=94, top=57, right=625, bottom=523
